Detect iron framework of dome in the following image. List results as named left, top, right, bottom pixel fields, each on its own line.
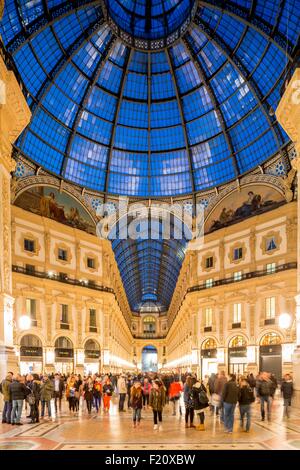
left=1, top=0, right=300, bottom=314
left=1, top=0, right=299, bottom=199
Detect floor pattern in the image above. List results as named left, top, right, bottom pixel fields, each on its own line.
left=1, top=398, right=300, bottom=450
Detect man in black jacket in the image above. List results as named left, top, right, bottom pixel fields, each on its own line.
left=258, top=372, right=272, bottom=422
left=9, top=374, right=30, bottom=425
left=52, top=373, right=64, bottom=414
left=281, top=374, right=294, bottom=418
left=222, top=374, right=239, bottom=433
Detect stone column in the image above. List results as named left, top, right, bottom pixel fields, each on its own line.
left=276, top=68, right=300, bottom=404
left=0, top=50, right=31, bottom=380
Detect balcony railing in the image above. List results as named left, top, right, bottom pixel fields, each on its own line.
left=12, top=265, right=114, bottom=294
left=133, top=333, right=166, bottom=339
left=187, top=263, right=297, bottom=294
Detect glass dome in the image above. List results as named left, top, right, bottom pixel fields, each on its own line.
left=104, top=0, right=196, bottom=41
left=0, top=0, right=299, bottom=198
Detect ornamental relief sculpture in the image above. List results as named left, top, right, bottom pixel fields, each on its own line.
left=1, top=173, right=12, bottom=293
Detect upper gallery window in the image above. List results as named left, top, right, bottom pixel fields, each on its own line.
left=58, top=248, right=68, bottom=261
left=24, top=238, right=35, bottom=252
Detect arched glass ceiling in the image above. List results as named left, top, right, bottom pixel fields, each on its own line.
left=1, top=0, right=299, bottom=198
left=110, top=218, right=187, bottom=312
left=104, top=0, right=196, bottom=40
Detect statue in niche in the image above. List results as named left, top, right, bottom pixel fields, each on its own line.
left=281, top=167, right=296, bottom=203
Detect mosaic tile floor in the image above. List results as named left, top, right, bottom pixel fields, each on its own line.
left=1, top=398, right=300, bottom=450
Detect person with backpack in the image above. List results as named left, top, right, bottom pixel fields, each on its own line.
left=40, top=374, right=54, bottom=419
left=281, top=374, right=294, bottom=418
left=1, top=372, right=13, bottom=424
left=169, top=376, right=182, bottom=416
left=238, top=376, right=255, bottom=432
left=192, top=379, right=209, bottom=430
left=258, top=372, right=273, bottom=422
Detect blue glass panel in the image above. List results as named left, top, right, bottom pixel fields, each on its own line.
left=109, top=41, right=128, bottom=67
left=73, top=42, right=100, bottom=78
left=221, top=84, right=257, bottom=127
left=53, top=13, right=83, bottom=50
left=41, top=85, right=79, bottom=127
left=183, top=86, right=213, bottom=121
left=151, top=72, right=175, bottom=100
left=77, top=111, right=113, bottom=145
left=110, top=150, right=148, bottom=175
left=14, top=44, right=47, bottom=95
left=237, top=129, right=278, bottom=172
left=151, top=101, right=181, bottom=128
left=31, top=28, right=62, bottom=74
left=194, top=159, right=236, bottom=190
left=54, top=64, right=89, bottom=104
left=21, top=130, right=64, bottom=173
left=150, top=150, right=190, bottom=175
left=70, top=135, right=108, bottom=167
left=19, top=0, right=44, bottom=25
left=191, top=135, right=230, bottom=168
left=150, top=172, right=192, bottom=196
left=236, top=29, right=268, bottom=72
left=115, top=126, right=148, bottom=151
left=198, top=41, right=227, bottom=76
left=129, top=51, right=148, bottom=73
left=0, top=0, right=22, bottom=44
left=278, top=0, right=300, bottom=43
left=86, top=87, right=117, bottom=121
left=196, top=6, right=221, bottom=31
left=97, top=61, right=123, bottom=94
left=30, top=108, right=70, bottom=151
left=229, top=109, right=270, bottom=151
left=108, top=173, right=148, bottom=196
left=187, top=111, right=222, bottom=144
left=175, top=61, right=202, bottom=94
left=119, top=100, right=148, bottom=128
left=211, top=63, right=245, bottom=102
left=124, top=72, right=148, bottom=100
left=255, top=0, right=279, bottom=26
left=151, top=126, right=186, bottom=151
left=151, top=51, right=172, bottom=73
left=214, top=14, right=245, bottom=50
left=252, top=44, right=286, bottom=95
left=169, top=43, right=190, bottom=68
left=64, top=158, right=106, bottom=190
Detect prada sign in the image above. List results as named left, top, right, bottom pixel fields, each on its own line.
left=20, top=346, right=43, bottom=357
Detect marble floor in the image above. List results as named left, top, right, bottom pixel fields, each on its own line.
left=1, top=397, right=300, bottom=450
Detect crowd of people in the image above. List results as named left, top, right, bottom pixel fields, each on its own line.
left=0, top=370, right=294, bottom=433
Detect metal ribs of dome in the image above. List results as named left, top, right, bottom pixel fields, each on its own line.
left=0, top=0, right=299, bottom=199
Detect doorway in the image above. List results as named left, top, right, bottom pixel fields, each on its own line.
left=142, top=345, right=158, bottom=372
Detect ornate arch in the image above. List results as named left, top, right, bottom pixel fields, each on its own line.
left=12, top=175, right=99, bottom=224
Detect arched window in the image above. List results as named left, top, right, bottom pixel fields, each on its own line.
left=202, top=338, right=217, bottom=350
left=260, top=333, right=281, bottom=346
left=229, top=336, right=247, bottom=348
left=55, top=337, right=73, bottom=349
left=21, top=335, right=42, bottom=348
left=143, top=316, right=156, bottom=333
